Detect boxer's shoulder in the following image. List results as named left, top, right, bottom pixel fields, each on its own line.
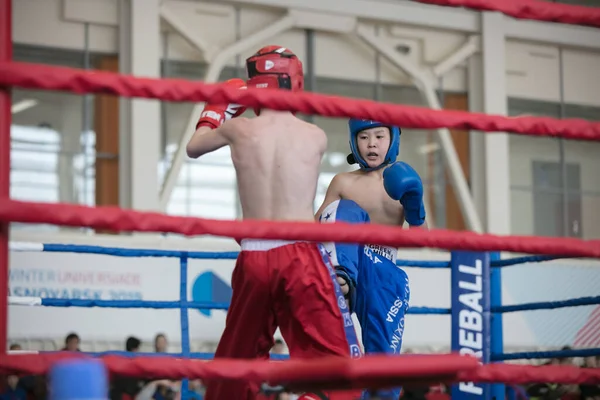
left=222, top=116, right=254, bottom=139
left=335, top=171, right=362, bottom=185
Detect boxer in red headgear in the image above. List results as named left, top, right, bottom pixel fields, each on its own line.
left=187, top=46, right=363, bottom=400
left=245, top=45, right=304, bottom=115
left=246, top=45, right=304, bottom=91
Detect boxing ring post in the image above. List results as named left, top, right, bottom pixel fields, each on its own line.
left=489, top=252, right=505, bottom=400
left=356, top=26, right=484, bottom=233
left=179, top=253, right=191, bottom=399
left=0, top=0, right=12, bottom=355
left=159, top=13, right=297, bottom=210
left=451, top=251, right=491, bottom=400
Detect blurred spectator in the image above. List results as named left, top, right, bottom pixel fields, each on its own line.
left=580, top=356, right=600, bottom=400
left=134, top=380, right=178, bottom=400
left=110, top=337, right=145, bottom=400
left=62, top=333, right=80, bottom=351
left=0, top=374, right=27, bottom=400
left=126, top=337, right=141, bottom=352
left=6, top=343, right=38, bottom=400
left=528, top=350, right=580, bottom=400
left=401, top=385, right=429, bottom=400
left=154, top=334, right=167, bottom=353
left=188, top=380, right=205, bottom=400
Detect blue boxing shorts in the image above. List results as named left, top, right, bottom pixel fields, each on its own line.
left=320, top=199, right=410, bottom=400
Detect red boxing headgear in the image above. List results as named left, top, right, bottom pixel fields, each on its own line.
left=246, top=45, right=304, bottom=92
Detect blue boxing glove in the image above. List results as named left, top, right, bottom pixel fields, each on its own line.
left=383, top=161, right=426, bottom=226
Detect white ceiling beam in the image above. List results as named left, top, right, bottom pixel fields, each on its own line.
left=211, top=0, right=479, bottom=32
left=505, top=18, right=600, bottom=50
left=210, top=0, right=600, bottom=50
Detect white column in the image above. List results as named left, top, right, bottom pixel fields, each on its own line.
left=118, top=0, right=161, bottom=211
left=468, top=54, right=486, bottom=229
left=482, top=12, right=510, bottom=235
left=58, top=100, right=81, bottom=205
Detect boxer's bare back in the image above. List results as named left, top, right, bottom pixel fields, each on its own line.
left=189, top=111, right=327, bottom=222
left=316, top=169, right=405, bottom=226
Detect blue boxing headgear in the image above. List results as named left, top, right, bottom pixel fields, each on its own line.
left=347, top=119, right=401, bottom=171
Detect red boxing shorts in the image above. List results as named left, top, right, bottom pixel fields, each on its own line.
left=204, top=239, right=362, bottom=400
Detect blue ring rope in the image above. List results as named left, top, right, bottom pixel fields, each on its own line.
left=35, top=298, right=449, bottom=315
left=179, top=254, right=190, bottom=399
left=22, top=243, right=585, bottom=270
left=35, top=243, right=450, bottom=268
left=490, top=255, right=569, bottom=267
left=43, top=244, right=239, bottom=260
left=39, top=299, right=230, bottom=309
left=407, top=307, right=450, bottom=315
left=395, top=259, right=449, bottom=268
left=31, top=243, right=583, bottom=269
left=492, top=347, right=600, bottom=361
left=40, top=296, right=600, bottom=314
left=40, top=350, right=290, bottom=361
left=492, top=295, right=600, bottom=313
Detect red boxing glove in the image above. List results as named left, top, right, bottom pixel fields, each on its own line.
left=196, top=78, right=247, bottom=130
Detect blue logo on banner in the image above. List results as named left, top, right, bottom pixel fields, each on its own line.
left=191, top=272, right=232, bottom=317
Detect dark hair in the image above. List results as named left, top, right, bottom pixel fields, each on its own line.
left=125, top=336, right=141, bottom=352
left=65, top=333, right=80, bottom=344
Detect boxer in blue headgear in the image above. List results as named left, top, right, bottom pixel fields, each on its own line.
left=316, top=119, right=428, bottom=400
left=347, top=119, right=401, bottom=171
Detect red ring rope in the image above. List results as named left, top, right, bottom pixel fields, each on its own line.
left=1, top=199, right=599, bottom=258
left=0, top=354, right=598, bottom=386
left=416, top=0, right=600, bottom=28
left=1, top=62, right=599, bottom=141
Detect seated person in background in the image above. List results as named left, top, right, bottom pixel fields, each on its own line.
left=134, top=381, right=179, bottom=400
left=126, top=337, right=141, bottom=353
left=316, top=119, right=427, bottom=400
left=0, top=375, right=26, bottom=400
left=8, top=344, right=21, bottom=352
left=580, top=356, right=600, bottom=400
left=154, top=334, right=168, bottom=353
left=8, top=344, right=45, bottom=400
left=111, top=337, right=146, bottom=400
left=61, top=333, right=80, bottom=351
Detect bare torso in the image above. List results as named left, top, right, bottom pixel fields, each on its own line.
left=221, top=112, right=327, bottom=222
left=338, top=170, right=405, bottom=226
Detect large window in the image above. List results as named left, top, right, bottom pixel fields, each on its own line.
left=10, top=124, right=96, bottom=231
left=163, top=144, right=238, bottom=219
left=10, top=44, right=101, bottom=231
left=10, top=125, right=60, bottom=203
left=532, top=161, right=581, bottom=237
left=508, top=99, right=600, bottom=239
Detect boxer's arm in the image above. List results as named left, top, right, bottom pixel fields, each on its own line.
left=186, top=78, right=247, bottom=159
left=186, top=126, right=229, bottom=159
left=314, top=174, right=345, bottom=220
